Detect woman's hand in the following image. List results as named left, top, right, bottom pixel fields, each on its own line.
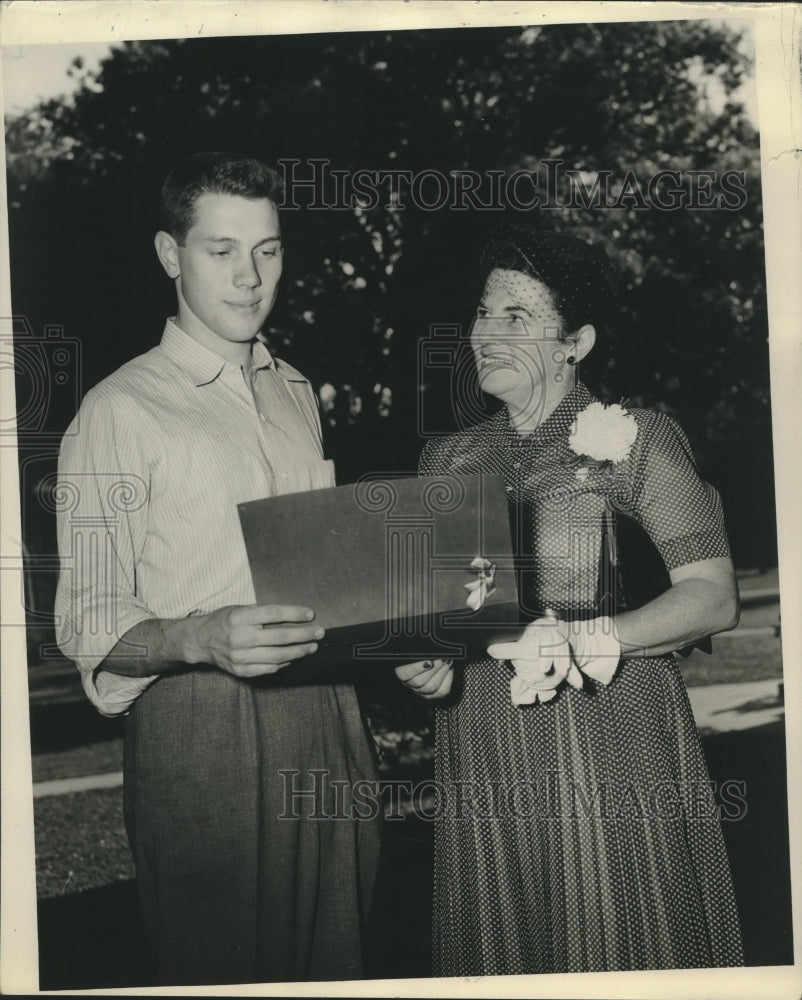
left=394, top=659, right=455, bottom=699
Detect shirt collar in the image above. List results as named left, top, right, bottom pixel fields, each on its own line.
left=160, top=319, right=283, bottom=387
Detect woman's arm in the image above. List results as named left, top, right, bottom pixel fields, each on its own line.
left=613, top=555, right=739, bottom=659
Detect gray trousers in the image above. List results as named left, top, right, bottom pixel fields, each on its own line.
left=123, top=668, right=381, bottom=986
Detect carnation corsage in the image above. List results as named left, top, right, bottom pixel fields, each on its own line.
left=568, top=401, right=638, bottom=480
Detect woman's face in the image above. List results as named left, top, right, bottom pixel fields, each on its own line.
left=470, top=268, right=571, bottom=416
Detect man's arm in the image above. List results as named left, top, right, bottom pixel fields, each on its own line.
left=55, top=389, right=163, bottom=715
left=101, top=603, right=325, bottom=679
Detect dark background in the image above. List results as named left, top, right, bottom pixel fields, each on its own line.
left=5, top=21, right=791, bottom=987
left=6, top=22, right=774, bottom=636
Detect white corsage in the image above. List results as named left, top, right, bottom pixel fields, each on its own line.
left=464, top=556, right=497, bottom=611
left=568, top=402, right=638, bottom=480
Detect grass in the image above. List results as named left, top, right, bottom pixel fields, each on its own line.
left=35, top=788, right=134, bottom=899
left=33, top=740, right=125, bottom=784
left=678, top=633, right=783, bottom=688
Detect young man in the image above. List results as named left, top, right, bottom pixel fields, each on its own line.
left=55, top=153, right=380, bottom=986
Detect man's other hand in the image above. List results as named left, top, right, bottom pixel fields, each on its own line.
left=180, top=604, right=324, bottom=677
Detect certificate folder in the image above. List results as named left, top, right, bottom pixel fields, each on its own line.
left=238, top=474, right=520, bottom=669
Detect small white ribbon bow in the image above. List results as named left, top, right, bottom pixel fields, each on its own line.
left=464, top=556, right=497, bottom=611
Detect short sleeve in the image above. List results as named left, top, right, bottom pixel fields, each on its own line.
left=620, top=410, right=730, bottom=571
left=418, top=438, right=446, bottom=476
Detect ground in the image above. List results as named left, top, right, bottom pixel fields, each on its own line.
left=26, top=567, right=793, bottom=987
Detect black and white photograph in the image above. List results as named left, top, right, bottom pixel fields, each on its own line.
left=1, top=2, right=800, bottom=996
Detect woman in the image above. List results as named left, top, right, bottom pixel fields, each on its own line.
left=396, top=224, right=744, bottom=975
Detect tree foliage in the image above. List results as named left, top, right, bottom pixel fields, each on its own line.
left=7, top=20, right=773, bottom=566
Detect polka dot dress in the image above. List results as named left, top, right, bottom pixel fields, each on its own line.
left=420, top=382, right=744, bottom=976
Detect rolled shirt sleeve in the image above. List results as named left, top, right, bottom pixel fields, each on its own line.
left=55, top=388, right=159, bottom=716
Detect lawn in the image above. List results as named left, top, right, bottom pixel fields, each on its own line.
left=678, top=633, right=783, bottom=688
left=35, top=789, right=133, bottom=899
left=30, top=569, right=784, bottom=900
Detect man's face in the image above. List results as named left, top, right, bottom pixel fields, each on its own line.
left=172, top=192, right=283, bottom=353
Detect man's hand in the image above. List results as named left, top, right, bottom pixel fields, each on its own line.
left=177, top=604, right=324, bottom=678
left=394, top=659, right=454, bottom=699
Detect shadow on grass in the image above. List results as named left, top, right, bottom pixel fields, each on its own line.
left=704, top=720, right=794, bottom=967
left=30, top=698, right=124, bottom=755
left=37, top=880, right=154, bottom=991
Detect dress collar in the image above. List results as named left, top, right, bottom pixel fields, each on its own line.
left=160, top=319, right=280, bottom=387
left=499, top=381, right=597, bottom=445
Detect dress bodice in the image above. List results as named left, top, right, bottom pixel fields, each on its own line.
left=418, top=382, right=729, bottom=620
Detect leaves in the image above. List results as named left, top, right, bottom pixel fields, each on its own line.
left=6, top=20, right=773, bottom=565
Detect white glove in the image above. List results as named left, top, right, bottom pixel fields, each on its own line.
left=565, top=616, right=621, bottom=685
left=488, top=614, right=582, bottom=705
left=488, top=612, right=621, bottom=706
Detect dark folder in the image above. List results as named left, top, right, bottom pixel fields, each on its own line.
left=238, top=473, right=520, bottom=670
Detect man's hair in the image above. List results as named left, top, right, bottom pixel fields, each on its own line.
left=159, top=152, right=284, bottom=244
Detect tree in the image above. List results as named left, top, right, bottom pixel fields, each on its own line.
left=7, top=20, right=772, bottom=568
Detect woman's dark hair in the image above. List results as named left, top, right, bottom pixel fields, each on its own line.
left=159, top=152, right=284, bottom=243
left=478, top=222, right=620, bottom=339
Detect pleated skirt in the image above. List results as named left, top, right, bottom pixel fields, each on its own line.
left=432, top=654, right=744, bottom=976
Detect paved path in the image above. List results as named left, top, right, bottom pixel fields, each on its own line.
left=687, top=678, right=784, bottom=735
left=33, top=770, right=123, bottom=799
left=31, top=678, right=785, bottom=799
